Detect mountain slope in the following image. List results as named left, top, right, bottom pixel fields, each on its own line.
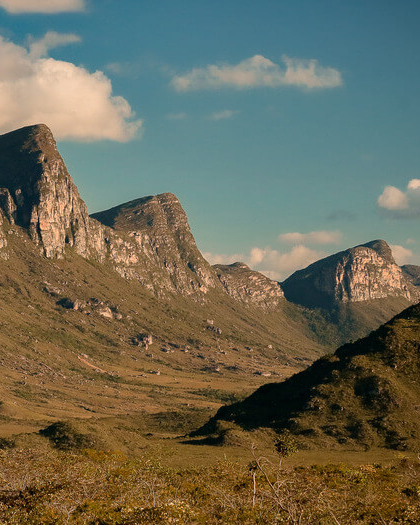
left=195, top=302, right=420, bottom=450
left=213, top=262, right=284, bottom=309
left=402, top=264, right=420, bottom=288
left=281, top=240, right=416, bottom=308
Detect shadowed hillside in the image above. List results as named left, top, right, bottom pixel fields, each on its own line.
left=195, top=302, right=420, bottom=450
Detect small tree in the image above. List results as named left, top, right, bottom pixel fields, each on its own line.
left=274, top=434, right=298, bottom=463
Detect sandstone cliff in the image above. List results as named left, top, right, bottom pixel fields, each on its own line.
left=0, top=124, right=288, bottom=303
left=213, top=262, right=284, bottom=309
left=0, top=125, right=217, bottom=296
left=281, top=240, right=418, bottom=309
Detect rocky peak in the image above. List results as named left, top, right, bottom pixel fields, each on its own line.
left=0, top=124, right=90, bottom=257
left=214, top=261, right=284, bottom=309
left=91, top=193, right=217, bottom=293
left=361, top=239, right=396, bottom=264
left=281, top=240, right=416, bottom=308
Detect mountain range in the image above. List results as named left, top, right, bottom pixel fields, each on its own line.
left=0, top=123, right=418, bottom=432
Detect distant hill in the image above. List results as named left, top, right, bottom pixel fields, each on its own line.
left=195, top=302, right=420, bottom=450
left=402, top=264, right=420, bottom=288
left=281, top=239, right=418, bottom=343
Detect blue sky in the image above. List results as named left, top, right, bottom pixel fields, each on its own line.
left=0, top=0, right=419, bottom=279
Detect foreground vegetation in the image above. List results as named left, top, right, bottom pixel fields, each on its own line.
left=1, top=443, right=420, bottom=524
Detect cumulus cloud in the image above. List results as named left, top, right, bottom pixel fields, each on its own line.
left=203, top=252, right=244, bottom=265
left=28, top=31, right=81, bottom=58
left=390, top=245, right=413, bottom=265
left=204, top=244, right=325, bottom=281
left=207, top=109, right=240, bottom=121
left=377, top=179, right=420, bottom=217
left=171, top=54, right=342, bottom=92
left=0, top=34, right=142, bottom=141
left=278, top=230, right=342, bottom=245
left=0, top=0, right=85, bottom=13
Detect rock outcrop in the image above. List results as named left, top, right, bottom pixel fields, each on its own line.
left=0, top=124, right=217, bottom=297
left=91, top=194, right=217, bottom=294
left=0, top=124, right=91, bottom=258
left=214, top=262, right=284, bottom=309
left=281, top=240, right=417, bottom=308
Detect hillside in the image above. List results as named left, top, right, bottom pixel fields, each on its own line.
left=195, top=302, right=420, bottom=450
left=0, top=125, right=331, bottom=433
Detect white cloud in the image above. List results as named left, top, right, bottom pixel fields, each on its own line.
left=0, top=0, right=85, bottom=13
left=278, top=230, right=342, bottom=245
left=390, top=245, right=413, bottom=265
left=204, top=244, right=325, bottom=281
left=171, top=54, right=342, bottom=92
left=28, top=31, right=81, bottom=58
left=247, top=245, right=325, bottom=280
left=207, top=109, right=240, bottom=121
left=0, top=34, right=142, bottom=142
left=203, top=252, right=244, bottom=265
left=378, top=179, right=420, bottom=217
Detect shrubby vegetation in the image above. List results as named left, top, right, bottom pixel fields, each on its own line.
left=1, top=445, right=420, bottom=524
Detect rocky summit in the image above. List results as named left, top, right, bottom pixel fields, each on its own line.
left=281, top=239, right=418, bottom=309
left=213, top=262, right=284, bottom=309
left=195, top=302, right=420, bottom=450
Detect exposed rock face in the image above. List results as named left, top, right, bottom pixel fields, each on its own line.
left=0, top=124, right=91, bottom=258
left=401, top=264, right=420, bottom=288
left=91, top=194, right=217, bottom=294
left=0, top=124, right=217, bottom=296
left=281, top=240, right=417, bottom=308
left=214, top=262, right=284, bottom=309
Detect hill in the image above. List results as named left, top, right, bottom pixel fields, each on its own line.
left=195, top=302, right=420, bottom=450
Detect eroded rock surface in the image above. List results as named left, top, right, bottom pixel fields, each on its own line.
left=214, top=262, right=284, bottom=309
left=0, top=125, right=216, bottom=297
left=281, top=240, right=418, bottom=308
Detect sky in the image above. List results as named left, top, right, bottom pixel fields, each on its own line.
left=0, top=0, right=419, bottom=279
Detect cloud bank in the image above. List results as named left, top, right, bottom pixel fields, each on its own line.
left=0, top=0, right=85, bottom=13
left=0, top=34, right=142, bottom=141
left=390, top=244, right=413, bottom=266
left=378, top=179, right=420, bottom=218
left=171, top=54, right=342, bottom=92
left=204, top=244, right=325, bottom=281
left=278, top=230, right=342, bottom=245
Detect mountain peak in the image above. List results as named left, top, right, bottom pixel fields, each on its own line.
left=359, top=239, right=395, bottom=264
left=281, top=239, right=414, bottom=308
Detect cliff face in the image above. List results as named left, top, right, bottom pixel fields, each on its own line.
left=214, top=262, right=284, bottom=309
left=281, top=240, right=417, bottom=309
left=0, top=124, right=91, bottom=258
left=0, top=124, right=217, bottom=296
left=91, top=194, right=217, bottom=294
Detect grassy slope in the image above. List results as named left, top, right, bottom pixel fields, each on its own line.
left=196, top=303, right=420, bottom=451
left=0, top=222, right=328, bottom=435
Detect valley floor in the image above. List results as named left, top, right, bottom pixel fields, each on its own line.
left=0, top=434, right=419, bottom=524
